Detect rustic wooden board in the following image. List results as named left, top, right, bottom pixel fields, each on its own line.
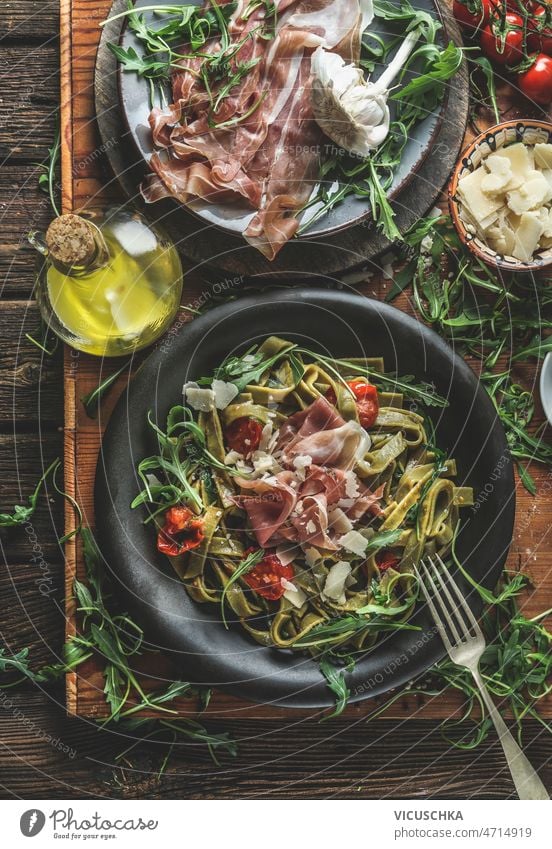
left=60, top=0, right=552, bottom=720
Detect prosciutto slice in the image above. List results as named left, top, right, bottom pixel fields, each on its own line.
left=141, top=0, right=374, bottom=259
left=278, top=396, right=370, bottom=469
left=277, top=395, right=345, bottom=447
left=346, top=481, right=385, bottom=519
left=299, top=465, right=347, bottom=504
left=234, top=395, right=376, bottom=548
left=290, top=493, right=337, bottom=550
left=235, top=471, right=298, bottom=546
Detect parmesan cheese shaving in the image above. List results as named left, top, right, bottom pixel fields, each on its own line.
left=282, top=578, right=307, bottom=609
left=183, top=382, right=215, bottom=412
left=328, top=506, right=353, bottom=534
left=211, top=379, right=239, bottom=410
left=292, top=454, right=313, bottom=481
left=323, top=561, right=352, bottom=604
left=339, top=529, right=369, bottom=556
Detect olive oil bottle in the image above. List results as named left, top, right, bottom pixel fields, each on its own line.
left=29, top=207, right=183, bottom=357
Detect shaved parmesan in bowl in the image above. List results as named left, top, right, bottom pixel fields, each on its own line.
left=452, top=129, right=552, bottom=268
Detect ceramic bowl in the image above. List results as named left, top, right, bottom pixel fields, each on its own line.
left=540, top=352, right=552, bottom=427
left=449, top=119, right=552, bottom=273
left=94, top=289, right=515, bottom=708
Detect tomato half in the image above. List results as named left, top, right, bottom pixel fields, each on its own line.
left=480, top=13, right=524, bottom=65
left=518, top=52, right=552, bottom=103
left=453, top=0, right=493, bottom=32
left=224, top=416, right=263, bottom=456
left=347, top=379, right=380, bottom=428
left=157, top=505, right=205, bottom=556
left=376, top=550, right=400, bottom=572
left=243, top=551, right=294, bottom=600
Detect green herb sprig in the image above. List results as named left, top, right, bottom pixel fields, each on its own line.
left=387, top=214, right=552, bottom=493
left=220, top=547, right=265, bottom=628
left=104, top=0, right=266, bottom=111
left=35, top=124, right=61, bottom=217
left=67, top=528, right=237, bottom=764
left=81, top=361, right=130, bottom=419
left=0, top=458, right=60, bottom=529
left=301, top=0, right=462, bottom=240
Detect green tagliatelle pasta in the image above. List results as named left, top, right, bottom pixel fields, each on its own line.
left=132, top=337, right=473, bottom=664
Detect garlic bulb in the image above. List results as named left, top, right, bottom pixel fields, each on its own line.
left=310, top=28, right=420, bottom=158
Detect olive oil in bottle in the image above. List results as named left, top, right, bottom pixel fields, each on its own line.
left=29, top=207, right=183, bottom=357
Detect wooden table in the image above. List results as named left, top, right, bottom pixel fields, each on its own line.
left=0, top=0, right=551, bottom=799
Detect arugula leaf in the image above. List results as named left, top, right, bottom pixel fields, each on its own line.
left=34, top=123, right=60, bottom=217
left=81, top=361, right=130, bottom=418
left=468, top=55, right=500, bottom=124
left=364, top=528, right=403, bottom=553
left=0, top=458, right=60, bottom=528
left=220, top=548, right=265, bottom=628
left=319, top=655, right=352, bottom=719
left=293, top=613, right=420, bottom=649
left=214, top=342, right=296, bottom=390
left=294, top=348, right=448, bottom=409
left=0, top=646, right=63, bottom=687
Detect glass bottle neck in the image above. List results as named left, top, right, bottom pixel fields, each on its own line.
left=51, top=222, right=110, bottom=277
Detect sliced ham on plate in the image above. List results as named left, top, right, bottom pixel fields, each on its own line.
left=141, top=0, right=375, bottom=259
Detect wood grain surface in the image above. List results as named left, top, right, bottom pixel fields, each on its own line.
left=0, top=0, right=550, bottom=799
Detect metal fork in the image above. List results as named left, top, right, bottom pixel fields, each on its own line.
left=416, top=554, right=549, bottom=800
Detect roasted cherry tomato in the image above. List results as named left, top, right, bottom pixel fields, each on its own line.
left=157, top=505, right=205, bottom=557
left=224, top=416, right=263, bottom=456
left=518, top=52, right=552, bottom=103
left=347, top=379, right=379, bottom=428
left=376, top=550, right=401, bottom=572
left=480, top=13, right=524, bottom=64
left=243, top=550, right=294, bottom=601
left=527, top=4, right=552, bottom=54
left=453, top=0, right=493, bottom=32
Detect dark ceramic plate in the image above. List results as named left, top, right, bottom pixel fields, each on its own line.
left=118, top=0, right=449, bottom=239
left=95, top=290, right=515, bottom=709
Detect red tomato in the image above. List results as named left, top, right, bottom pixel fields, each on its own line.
left=347, top=379, right=379, bottom=428
left=453, top=0, right=493, bottom=31
left=480, top=13, right=524, bottom=64
left=224, top=416, right=263, bottom=456
left=505, top=0, right=541, bottom=10
left=243, top=552, right=294, bottom=601
left=376, top=550, right=400, bottom=572
left=518, top=52, right=552, bottom=103
left=157, top=505, right=205, bottom=556
left=527, top=4, right=552, bottom=54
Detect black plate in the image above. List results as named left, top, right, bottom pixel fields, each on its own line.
left=118, top=0, right=449, bottom=240
left=95, top=290, right=515, bottom=708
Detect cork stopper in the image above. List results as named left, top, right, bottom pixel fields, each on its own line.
left=45, top=214, right=97, bottom=267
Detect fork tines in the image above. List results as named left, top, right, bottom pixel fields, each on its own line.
left=416, top=554, right=482, bottom=653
